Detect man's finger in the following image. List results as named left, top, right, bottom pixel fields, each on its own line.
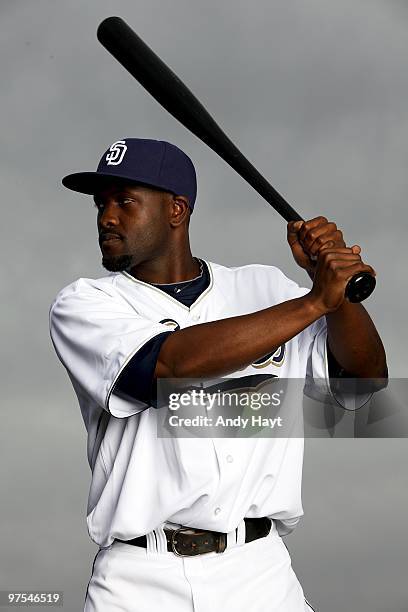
left=321, top=254, right=363, bottom=264
left=318, top=247, right=359, bottom=258
left=335, top=262, right=376, bottom=277
left=287, top=220, right=304, bottom=245
left=304, top=229, right=345, bottom=255
left=297, top=217, right=332, bottom=243
left=287, top=220, right=304, bottom=234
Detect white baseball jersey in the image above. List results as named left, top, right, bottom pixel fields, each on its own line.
left=49, top=260, right=329, bottom=549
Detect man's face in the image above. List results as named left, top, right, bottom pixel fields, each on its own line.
left=95, top=182, right=174, bottom=272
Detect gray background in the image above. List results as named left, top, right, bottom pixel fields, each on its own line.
left=1, top=0, right=407, bottom=610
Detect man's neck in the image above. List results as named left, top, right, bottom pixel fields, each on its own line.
left=128, top=252, right=200, bottom=285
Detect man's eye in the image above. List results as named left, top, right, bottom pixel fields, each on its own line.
left=92, top=197, right=134, bottom=209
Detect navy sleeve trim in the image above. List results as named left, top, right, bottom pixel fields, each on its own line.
left=112, top=331, right=173, bottom=407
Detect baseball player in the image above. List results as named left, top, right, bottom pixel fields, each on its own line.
left=49, top=138, right=387, bottom=612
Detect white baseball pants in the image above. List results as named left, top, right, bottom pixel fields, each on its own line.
left=84, top=519, right=316, bottom=611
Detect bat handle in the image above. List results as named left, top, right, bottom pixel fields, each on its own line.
left=345, top=272, right=376, bottom=303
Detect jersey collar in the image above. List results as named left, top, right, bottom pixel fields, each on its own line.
left=120, top=259, right=214, bottom=311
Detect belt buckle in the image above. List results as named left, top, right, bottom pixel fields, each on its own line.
left=170, top=527, right=227, bottom=556
left=170, top=527, right=195, bottom=557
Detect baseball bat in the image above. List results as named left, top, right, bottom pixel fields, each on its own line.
left=96, top=16, right=375, bottom=303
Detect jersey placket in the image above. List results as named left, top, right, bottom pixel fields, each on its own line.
left=207, top=439, right=242, bottom=528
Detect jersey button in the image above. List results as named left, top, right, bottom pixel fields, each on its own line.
left=226, top=455, right=234, bottom=463
left=214, top=507, right=221, bottom=515
left=191, top=313, right=200, bottom=322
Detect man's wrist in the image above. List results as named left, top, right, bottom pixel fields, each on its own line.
left=298, top=292, right=329, bottom=320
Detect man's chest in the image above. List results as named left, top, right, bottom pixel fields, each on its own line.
left=115, top=281, right=300, bottom=378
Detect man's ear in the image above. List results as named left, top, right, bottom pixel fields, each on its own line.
left=170, top=195, right=191, bottom=227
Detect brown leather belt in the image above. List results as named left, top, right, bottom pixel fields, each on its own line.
left=115, top=517, right=271, bottom=557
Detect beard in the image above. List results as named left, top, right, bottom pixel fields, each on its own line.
left=101, top=253, right=134, bottom=272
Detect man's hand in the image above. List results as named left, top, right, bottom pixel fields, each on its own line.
left=287, top=216, right=376, bottom=313
left=287, top=216, right=346, bottom=278
left=309, top=245, right=376, bottom=313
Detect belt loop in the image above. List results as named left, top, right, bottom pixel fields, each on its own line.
left=154, top=524, right=169, bottom=554
left=226, top=527, right=237, bottom=549
left=236, top=518, right=246, bottom=546
left=146, top=524, right=169, bottom=555
left=146, top=530, right=162, bottom=556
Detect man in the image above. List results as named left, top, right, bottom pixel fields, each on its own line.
left=49, top=138, right=387, bottom=612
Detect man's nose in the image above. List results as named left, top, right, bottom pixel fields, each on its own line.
left=99, top=201, right=120, bottom=227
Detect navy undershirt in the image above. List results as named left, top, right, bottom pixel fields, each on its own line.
left=113, top=259, right=347, bottom=407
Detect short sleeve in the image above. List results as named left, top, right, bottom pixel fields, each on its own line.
left=49, top=279, right=175, bottom=418
left=273, top=269, right=374, bottom=409
left=272, top=268, right=329, bottom=377
left=272, top=268, right=331, bottom=396
left=113, top=332, right=172, bottom=405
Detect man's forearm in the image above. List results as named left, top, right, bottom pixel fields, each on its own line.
left=155, top=294, right=323, bottom=379
left=326, top=302, right=388, bottom=378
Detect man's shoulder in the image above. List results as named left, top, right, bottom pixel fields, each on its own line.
left=49, top=272, right=122, bottom=311
left=207, top=260, right=281, bottom=273
left=207, top=260, right=290, bottom=282
left=206, top=260, right=307, bottom=302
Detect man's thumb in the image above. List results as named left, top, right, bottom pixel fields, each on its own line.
left=287, top=220, right=303, bottom=244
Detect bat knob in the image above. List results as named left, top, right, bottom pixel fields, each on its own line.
left=345, top=272, right=376, bottom=303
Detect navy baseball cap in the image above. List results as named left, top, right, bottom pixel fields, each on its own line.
left=62, top=138, right=197, bottom=210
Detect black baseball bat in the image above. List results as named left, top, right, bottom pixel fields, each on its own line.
left=97, top=16, right=375, bottom=303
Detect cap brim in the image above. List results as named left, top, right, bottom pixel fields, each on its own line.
left=61, top=172, right=163, bottom=195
